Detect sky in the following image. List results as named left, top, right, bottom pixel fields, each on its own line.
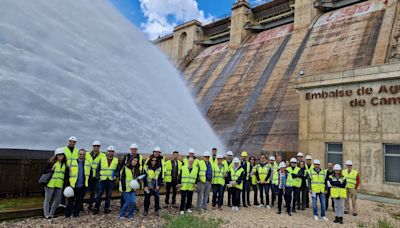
left=108, top=0, right=269, bottom=40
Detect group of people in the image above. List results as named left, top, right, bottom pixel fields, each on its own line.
left=42, top=136, right=360, bottom=224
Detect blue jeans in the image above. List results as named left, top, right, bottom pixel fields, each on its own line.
left=144, top=189, right=160, bottom=212
left=312, top=193, right=326, bottom=217
left=120, top=192, right=136, bottom=218
left=212, top=184, right=224, bottom=207
left=95, top=180, right=114, bottom=211
left=259, top=183, right=271, bottom=205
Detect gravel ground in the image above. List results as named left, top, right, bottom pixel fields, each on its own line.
left=1, top=192, right=399, bottom=227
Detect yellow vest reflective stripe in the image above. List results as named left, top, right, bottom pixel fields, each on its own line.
left=100, top=157, right=118, bottom=180
left=198, top=160, right=207, bottom=183
left=47, top=161, right=66, bottom=188
left=287, top=167, right=301, bottom=188
left=147, top=167, right=161, bottom=185
left=86, top=152, right=105, bottom=177
left=310, top=169, right=326, bottom=193
left=342, top=170, right=358, bottom=189
left=229, top=167, right=244, bottom=190
left=69, top=159, right=91, bottom=188
left=181, top=165, right=198, bottom=191
left=251, top=164, right=258, bottom=185
left=286, top=172, right=294, bottom=187
left=222, top=160, right=233, bottom=171
left=256, top=164, right=270, bottom=183
left=272, top=171, right=279, bottom=185
left=164, top=160, right=182, bottom=183
left=329, top=176, right=347, bottom=198
left=305, top=163, right=314, bottom=174
left=63, top=147, right=79, bottom=167
left=183, top=157, right=199, bottom=167
left=212, top=163, right=226, bottom=186
left=119, top=167, right=133, bottom=192
left=242, top=161, right=251, bottom=180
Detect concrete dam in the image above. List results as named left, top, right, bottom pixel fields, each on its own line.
left=155, top=0, right=398, bottom=155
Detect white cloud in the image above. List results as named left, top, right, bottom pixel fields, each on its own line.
left=139, top=0, right=213, bottom=40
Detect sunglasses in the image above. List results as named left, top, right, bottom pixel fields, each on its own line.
left=93, top=145, right=100, bottom=147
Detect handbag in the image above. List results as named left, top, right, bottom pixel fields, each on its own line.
left=38, top=172, right=53, bottom=185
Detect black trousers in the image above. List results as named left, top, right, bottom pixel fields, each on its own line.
left=223, top=179, right=232, bottom=206
left=231, top=188, right=241, bottom=207
left=87, top=178, right=97, bottom=209
left=144, top=189, right=159, bottom=212
left=305, top=186, right=310, bottom=208
left=300, top=185, right=308, bottom=209
left=165, top=180, right=178, bottom=205
left=278, top=187, right=291, bottom=213
left=292, top=187, right=300, bottom=211
left=241, top=180, right=248, bottom=206
left=325, top=187, right=334, bottom=210
left=212, top=184, right=224, bottom=207
left=246, top=183, right=258, bottom=204
left=180, top=190, right=193, bottom=211
left=66, top=187, right=86, bottom=217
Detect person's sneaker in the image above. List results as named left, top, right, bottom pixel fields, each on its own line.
left=180, top=211, right=184, bottom=215
left=322, top=216, right=329, bottom=221
left=155, top=211, right=160, bottom=217
left=254, top=202, right=260, bottom=206
left=235, top=206, right=240, bottom=212
left=288, top=212, right=292, bottom=216
left=143, top=211, right=148, bottom=216
left=339, top=217, right=344, bottom=224
left=218, top=206, right=222, bottom=210
left=247, top=203, right=252, bottom=206
left=344, top=211, right=349, bottom=214
left=243, top=205, right=248, bottom=208
left=163, top=205, right=169, bottom=209
left=266, top=205, right=271, bottom=209
left=104, top=209, right=111, bottom=214
left=186, top=209, right=192, bottom=214
left=128, top=217, right=134, bottom=220
left=232, top=206, right=235, bottom=211
left=258, top=204, right=264, bottom=208
left=119, top=216, right=125, bottom=220
left=314, top=216, right=318, bottom=220
left=58, top=204, right=66, bottom=208
left=277, top=210, right=281, bottom=214
left=333, top=216, right=339, bottom=223
left=353, top=213, right=358, bottom=216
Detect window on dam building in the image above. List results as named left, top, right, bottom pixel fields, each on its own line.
left=326, top=143, right=343, bottom=166
left=384, top=144, right=400, bottom=183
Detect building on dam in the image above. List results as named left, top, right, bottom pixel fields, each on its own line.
left=154, top=0, right=400, bottom=198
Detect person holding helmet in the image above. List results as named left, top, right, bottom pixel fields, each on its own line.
left=143, top=148, right=163, bottom=216
left=197, top=151, right=213, bottom=211
left=94, top=146, right=119, bottom=215
left=309, top=159, right=328, bottom=221
left=296, top=152, right=304, bottom=163
left=227, top=158, right=245, bottom=212
left=343, top=160, right=360, bottom=216
left=178, top=157, right=199, bottom=215
left=239, top=151, right=251, bottom=207
left=183, top=148, right=199, bottom=167
left=119, top=157, right=141, bottom=220
left=65, top=149, right=90, bottom=218
left=42, top=148, right=67, bottom=219
left=248, top=156, right=259, bottom=206
left=164, top=151, right=182, bottom=208
left=328, top=164, right=347, bottom=224
left=275, top=162, right=293, bottom=216
left=222, top=151, right=234, bottom=207
left=212, top=154, right=227, bottom=210
left=254, top=154, right=272, bottom=208
left=86, top=140, right=105, bottom=211
left=287, top=158, right=301, bottom=213
left=63, top=136, right=79, bottom=166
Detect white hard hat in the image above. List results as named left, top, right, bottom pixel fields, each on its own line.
left=333, top=164, right=342, bottom=171
left=290, top=158, right=297, bottom=163
left=217, top=154, right=223, bottom=159
left=153, top=146, right=161, bottom=152
left=54, top=148, right=65, bottom=156
left=130, top=179, right=140, bottom=190
left=107, top=145, right=115, bottom=151
left=188, top=148, right=195, bottom=154
left=278, top=162, right=286, bottom=169
left=233, top=157, right=240, bottom=163
left=227, top=151, right=233, bottom=156
left=92, top=140, right=101, bottom=146
left=203, top=151, right=211, bottom=157
left=63, top=186, right=74, bottom=198
left=130, top=143, right=138, bottom=149
left=297, top=152, right=304, bottom=157
left=269, top=156, right=275, bottom=161
left=346, top=160, right=353, bottom=166
left=313, top=159, right=321, bottom=165
left=68, top=136, right=77, bottom=141
left=305, top=155, right=312, bottom=160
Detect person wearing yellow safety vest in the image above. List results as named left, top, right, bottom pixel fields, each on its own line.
left=287, top=158, right=301, bottom=213
left=212, top=154, right=227, bottom=210
left=222, top=151, right=234, bottom=207
left=328, top=164, right=347, bottom=224
left=164, top=151, right=182, bottom=208
left=304, top=155, right=314, bottom=208
left=94, top=146, right=119, bottom=215
left=227, top=158, right=245, bottom=212
left=297, top=161, right=309, bottom=210
left=183, top=148, right=199, bottom=167
left=197, top=151, right=213, bottom=210
left=119, top=158, right=141, bottom=220
left=63, top=136, right=79, bottom=167
left=240, top=151, right=251, bottom=207
left=144, top=147, right=165, bottom=179
left=343, top=160, right=360, bottom=216
left=275, top=162, right=293, bottom=216
left=308, top=159, right=329, bottom=221
left=210, top=148, right=218, bottom=165
left=42, top=148, right=67, bottom=219
left=254, top=154, right=272, bottom=208
left=178, top=157, right=199, bottom=215
left=325, top=162, right=335, bottom=211
left=65, top=149, right=91, bottom=218
left=269, top=155, right=277, bottom=207
left=248, top=156, right=259, bottom=206
left=86, top=140, right=105, bottom=211
left=143, top=153, right=163, bottom=217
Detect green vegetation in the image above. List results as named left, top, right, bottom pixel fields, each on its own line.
left=357, top=218, right=396, bottom=228
left=163, top=214, right=223, bottom=228
left=0, top=197, right=42, bottom=212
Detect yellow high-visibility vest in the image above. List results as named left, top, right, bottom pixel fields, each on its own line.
left=47, top=161, right=66, bottom=188
left=180, top=165, right=198, bottom=191
left=86, top=152, right=105, bottom=177
left=212, top=163, right=226, bottom=186
left=310, top=169, right=326, bottom=194
left=99, top=157, right=118, bottom=181
left=119, top=167, right=134, bottom=192
left=329, top=176, right=347, bottom=198
left=256, top=163, right=270, bottom=183
left=69, top=159, right=91, bottom=188
left=63, top=147, right=79, bottom=167
left=287, top=166, right=301, bottom=188
left=164, top=160, right=182, bottom=183
left=229, top=167, right=244, bottom=190
left=342, top=169, right=358, bottom=189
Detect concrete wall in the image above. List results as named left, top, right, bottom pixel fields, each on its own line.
left=297, top=63, right=400, bottom=198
